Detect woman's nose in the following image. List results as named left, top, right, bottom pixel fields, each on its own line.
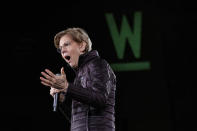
left=61, top=48, right=67, bottom=53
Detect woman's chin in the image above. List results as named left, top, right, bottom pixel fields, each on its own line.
left=69, top=63, right=73, bottom=67
left=71, top=64, right=78, bottom=69
left=69, top=63, right=75, bottom=68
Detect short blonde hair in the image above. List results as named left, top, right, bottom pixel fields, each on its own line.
left=54, top=27, right=92, bottom=53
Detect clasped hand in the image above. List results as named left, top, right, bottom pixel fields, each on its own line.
left=40, top=67, right=68, bottom=93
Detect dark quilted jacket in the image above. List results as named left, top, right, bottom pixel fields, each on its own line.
left=60, top=50, right=116, bottom=131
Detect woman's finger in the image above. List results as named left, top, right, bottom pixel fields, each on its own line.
left=45, top=69, right=55, bottom=77
left=41, top=71, right=52, bottom=80
left=41, top=81, right=51, bottom=87
left=50, top=88, right=61, bottom=96
left=40, top=77, right=53, bottom=86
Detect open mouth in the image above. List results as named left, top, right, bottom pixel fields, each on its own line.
left=65, top=56, right=71, bottom=61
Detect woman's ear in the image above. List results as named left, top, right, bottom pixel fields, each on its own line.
left=79, top=42, right=87, bottom=53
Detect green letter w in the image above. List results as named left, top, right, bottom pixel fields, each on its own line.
left=105, top=12, right=150, bottom=71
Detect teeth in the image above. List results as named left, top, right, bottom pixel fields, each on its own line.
left=63, top=53, right=67, bottom=57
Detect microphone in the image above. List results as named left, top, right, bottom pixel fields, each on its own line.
left=53, top=93, right=58, bottom=112
left=53, top=73, right=61, bottom=112
left=52, top=62, right=76, bottom=112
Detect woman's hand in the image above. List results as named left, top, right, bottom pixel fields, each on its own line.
left=50, top=87, right=62, bottom=97
left=40, top=67, right=69, bottom=91
left=50, top=87, right=66, bottom=102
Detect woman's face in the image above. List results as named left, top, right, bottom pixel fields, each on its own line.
left=59, top=34, right=85, bottom=68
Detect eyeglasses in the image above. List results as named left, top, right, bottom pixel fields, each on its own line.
left=57, top=42, right=71, bottom=54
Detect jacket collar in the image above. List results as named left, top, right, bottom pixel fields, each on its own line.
left=78, top=50, right=99, bottom=68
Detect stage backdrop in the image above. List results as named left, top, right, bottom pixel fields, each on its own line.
left=3, top=1, right=196, bottom=131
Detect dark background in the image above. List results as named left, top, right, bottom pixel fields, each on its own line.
left=1, top=0, right=196, bottom=131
